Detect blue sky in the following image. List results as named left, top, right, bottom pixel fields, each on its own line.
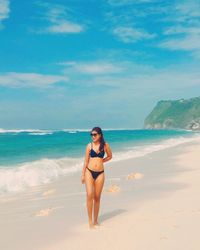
left=0, top=0, right=200, bottom=129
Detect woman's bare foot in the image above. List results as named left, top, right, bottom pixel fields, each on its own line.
left=88, top=221, right=95, bottom=229
left=93, top=221, right=100, bottom=226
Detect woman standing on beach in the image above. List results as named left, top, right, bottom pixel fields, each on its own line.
left=81, top=127, right=112, bottom=229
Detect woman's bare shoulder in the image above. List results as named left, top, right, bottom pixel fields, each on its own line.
left=86, top=142, right=92, bottom=148
left=104, top=142, right=110, bottom=148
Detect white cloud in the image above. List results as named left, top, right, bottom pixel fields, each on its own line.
left=163, top=26, right=200, bottom=36
left=158, top=1, right=200, bottom=58
left=105, top=0, right=158, bottom=43
left=113, top=26, right=156, bottom=43
left=57, top=61, right=123, bottom=74
left=46, top=21, right=83, bottom=33
left=89, top=65, right=200, bottom=95
left=0, top=72, right=69, bottom=88
left=0, top=0, right=10, bottom=29
left=34, top=2, right=84, bottom=34
left=57, top=56, right=200, bottom=95
left=75, top=63, right=122, bottom=74
left=174, top=1, right=200, bottom=19
left=159, top=34, right=200, bottom=51
left=159, top=1, right=200, bottom=24
left=106, top=0, right=200, bottom=56
left=107, top=0, right=155, bottom=6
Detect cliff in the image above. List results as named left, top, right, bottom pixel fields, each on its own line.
left=144, top=96, right=200, bottom=130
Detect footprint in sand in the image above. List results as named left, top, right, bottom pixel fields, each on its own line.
left=171, top=224, right=179, bottom=228
left=32, top=206, right=63, bottom=217
left=103, top=184, right=121, bottom=193
left=175, top=209, right=184, bottom=213
left=192, top=209, right=200, bottom=213
left=160, top=236, right=168, bottom=240
left=42, top=189, right=56, bottom=197
left=126, top=172, right=143, bottom=180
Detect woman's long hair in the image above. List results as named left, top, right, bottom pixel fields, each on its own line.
left=91, top=127, right=106, bottom=152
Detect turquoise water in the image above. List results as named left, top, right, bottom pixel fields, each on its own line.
left=0, top=128, right=199, bottom=195
left=0, top=128, right=195, bottom=166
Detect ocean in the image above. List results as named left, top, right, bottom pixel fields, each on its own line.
left=0, top=128, right=199, bottom=196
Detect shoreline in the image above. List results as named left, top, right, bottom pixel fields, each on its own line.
left=1, top=138, right=200, bottom=250
left=0, top=131, right=199, bottom=197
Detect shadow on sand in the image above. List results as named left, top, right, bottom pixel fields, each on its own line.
left=99, top=208, right=127, bottom=223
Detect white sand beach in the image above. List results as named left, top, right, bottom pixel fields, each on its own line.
left=1, top=138, right=200, bottom=250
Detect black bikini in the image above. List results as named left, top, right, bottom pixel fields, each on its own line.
left=86, top=142, right=105, bottom=180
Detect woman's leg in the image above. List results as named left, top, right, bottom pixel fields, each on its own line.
left=94, top=172, right=105, bottom=225
left=84, top=168, right=95, bottom=228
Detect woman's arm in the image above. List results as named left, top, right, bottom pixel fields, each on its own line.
left=103, top=142, right=112, bottom=163
left=82, top=143, right=90, bottom=176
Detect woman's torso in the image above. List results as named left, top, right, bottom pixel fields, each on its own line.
left=88, top=142, right=105, bottom=171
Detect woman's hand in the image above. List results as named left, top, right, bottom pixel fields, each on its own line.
left=81, top=174, right=85, bottom=184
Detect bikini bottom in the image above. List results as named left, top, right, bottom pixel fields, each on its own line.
left=86, top=167, right=104, bottom=180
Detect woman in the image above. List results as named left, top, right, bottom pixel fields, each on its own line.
left=81, top=127, right=112, bottom=229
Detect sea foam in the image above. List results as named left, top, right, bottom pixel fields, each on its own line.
left=0, top=157, right=83, bottom=195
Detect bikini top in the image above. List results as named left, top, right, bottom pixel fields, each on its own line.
left=90, top=142, right=105, bottom=158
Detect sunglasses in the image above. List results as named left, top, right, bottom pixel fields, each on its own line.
left=90, top=132, right=98, bottom=137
